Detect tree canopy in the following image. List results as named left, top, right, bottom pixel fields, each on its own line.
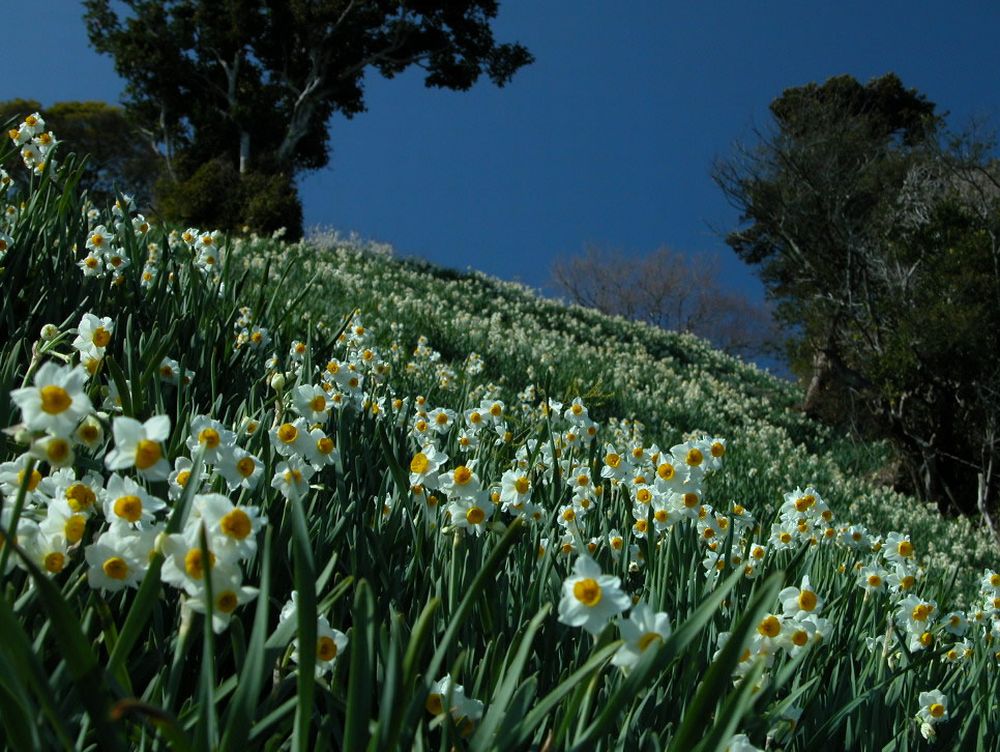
left=715, top=73, right=1000, bottom=537
left=1, top=98, right=161, bottom=207
left=83, top=0, right=532, bottom=235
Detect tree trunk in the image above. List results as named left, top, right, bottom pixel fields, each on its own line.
left=239, top=131, right=250, bottom=174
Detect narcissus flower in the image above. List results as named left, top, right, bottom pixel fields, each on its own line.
left=612, top=602, right=672, bottom=670
left=558, top=555, right=631, bottom=635
left=105, top=415, right=171, bottom=480
left=11, top=362, right=93, bottom=436
left=916, top=688, right=948, bottom=737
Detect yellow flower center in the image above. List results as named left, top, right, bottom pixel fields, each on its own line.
left=798, top=590, right=817, bottom=612
left=757, top=615, right=781, bottom=638
left=710, top=442, right=725, bottom=458
left=465, top=506, right=485, bottom=525
left=791, top=629, right=809, bottom=647
left=44, top=552, right=65, bottom=573
left=929, top=703, right=945, bottom=719
left=184, top=548, right=215, bottom=579
left=283, top=468, right=303, bottom=484
left=18, top=468, right=42, bottom=492
left=654, top=509, right=669, bottom=523
left=637, top=632, right=663, bottom=652
left=425, top=693, right=444, bottom=716
left=610, top=536, right=623, bottom=550
left=514, top=476, right=530, bottom=494
left=453, top=466, right=472, bottom=486
left=435, top=413, right=449, bottom=425
left=65, top=482, right=96, bottom=511
left=309, top=395, right=327, bottom=413
left=683, top=492, right=699, bottom=508
left=911, top=603, right=933, bottom=622
left=220, top=509, right=252, bottom=539
left=562, top=508, right=576, bottom=522
left=867, top=574, right=882, bottom=588
left=991, top=573, right=1000, bottom=587
left=573, top=578, right=602, bottom=606
left=196, top=427, right=220, bottom=449
left=103, top=556, right=129, bottom=580
left=634, top=519, right=649, bottom=533
left=779, top=532, right=792, bottom=544
left=216, top=591, right=239, bottom=613
left=39, top=385, right=72, bottom=414
left=686, top=448, right=703, bottom=466
left=316, top=437, right=335, bottom=455
left=134, top=439, right=162, bottom=470
left=605, top=453, right=621, bottom=468
left=410, top=453, right=429, bottom=474
left=636, top=488, right=652, bottom=504
left=113, top=495, right=143, bottom=523
left=236, top=457, right=256, bottom=478
left=64, top=515, right=87, bottom=544
left=897, top=540, right=914, bottom=558
left=277, top=423, right=298, bottom=444
left=92, top=327, right=111, bottom=348
left=317, top=635, right=339, bottom=661
left=794, top=495, right=815, bottom=512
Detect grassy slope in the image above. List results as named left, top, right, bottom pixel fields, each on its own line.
left=242, top=233, right=996, bottom=598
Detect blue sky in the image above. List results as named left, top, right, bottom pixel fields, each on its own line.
left=4, top=1, right=1000, bottom=304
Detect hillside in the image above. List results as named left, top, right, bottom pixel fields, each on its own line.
left=4, top=118, right=999, bottom=747
left=239, top=230, right=997, bottom=597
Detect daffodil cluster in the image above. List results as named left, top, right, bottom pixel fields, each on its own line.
left=7, top=112, right=57, bottom=174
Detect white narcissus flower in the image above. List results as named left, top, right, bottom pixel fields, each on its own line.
left=269, top=418, right=310, bottom=458
left=185, top=414, right=235, bottom=465
left=558, top=555, right=631, bottom=635
left=445, top=493, right=494, bottom=537
left=425, top=675, right=484, bottom=735
left=292, top=384, right=332, bottom=423
left=11, top=362, right=93, bottom=437
left=105, top=415, right=171, bottom=480
left=217, top=446, right=264, bottom=492
left=193, top=493, right=266, bottom=559
left=612, top=602, right=672, bottom=670
left=303, top=427, right=338, bottom=470
left=72, top=313, right=114, bottom=360
left=724, top=733, right=764, bottom=752
left=779, top=575, right=823, bottom=618
left=271, top=457, right=314, bottom=502
left=101, top=473, right=167, bottom=529
left=916, top=688, right=948, bottom=727
left=408, top=444, right=447, bottom=490
left=84, top=527, right=152, bottom=592
left=184, top=566, right=259, bottom=633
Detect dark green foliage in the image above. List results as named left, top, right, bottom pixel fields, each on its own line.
left=82, top=0, right=533, bottom=234
left=715, top=73, right=1000, bottom=527
left=156, top=161, right=303, bottom=238
left=0, top=98, right=162, bottom=208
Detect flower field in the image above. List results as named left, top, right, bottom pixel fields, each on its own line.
left=2, top=116, right=999, bottom=751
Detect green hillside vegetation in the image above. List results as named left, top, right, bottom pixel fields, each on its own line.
left=1, top=116, right=999, bottom=750
left=238, top=230, right=997, bottom=595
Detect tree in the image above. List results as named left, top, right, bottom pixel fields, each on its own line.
left=1, top=98, right=162, bottom=207
left=551, top=244, right=779, bottom=361
left=715, top=73, right=1000, bottom=537
left=82, top=0, right=533, bottom=236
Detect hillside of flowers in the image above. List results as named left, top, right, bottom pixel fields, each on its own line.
left=2, top=115, right=999, bottom=751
